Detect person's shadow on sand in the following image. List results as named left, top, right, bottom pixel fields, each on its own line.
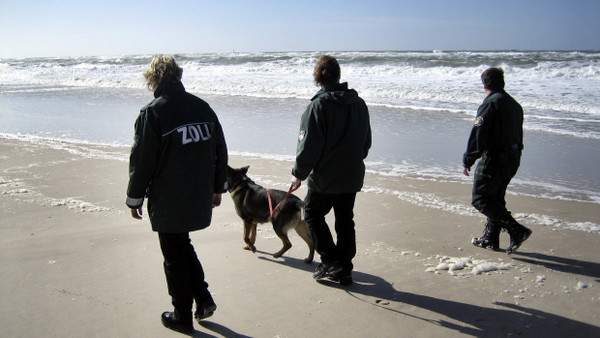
left=511, top=250, right=600, bottom=281
left=260, top=252, right=600, bottom=337
left=175, top=321, right=252, bottom=337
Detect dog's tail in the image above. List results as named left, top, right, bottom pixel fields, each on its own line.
left=298, top=199, right=306, bottom=219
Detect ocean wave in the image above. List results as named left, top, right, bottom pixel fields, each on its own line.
left=2, top=50, right=599, bottom=141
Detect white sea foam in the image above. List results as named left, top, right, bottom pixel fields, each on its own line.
left=425, top=255, right=514, bottom=276
left=0, top=133, right=128, bottom=162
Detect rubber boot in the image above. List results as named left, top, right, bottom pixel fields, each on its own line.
left=471, top=219, right=500, bottom=251
left=501, top=216, right=532, bottom=254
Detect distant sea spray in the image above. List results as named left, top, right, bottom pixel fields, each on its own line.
left=1, top=50, right=599, bottom=140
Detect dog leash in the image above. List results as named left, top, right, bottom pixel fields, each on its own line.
left=266, top=184, right=300, bottom=218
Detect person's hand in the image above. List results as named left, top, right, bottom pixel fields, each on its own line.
left=212, top=193, right=222, bottom=208
left=130, top=207, right=143, bottom=220
left=462, top=167, right=471, bottom=176
left=291, top=176, right=302, bottom=190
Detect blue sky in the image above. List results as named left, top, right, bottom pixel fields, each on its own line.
left=1, top=0, right=598, bottom=58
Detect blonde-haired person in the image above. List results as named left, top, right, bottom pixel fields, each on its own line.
left=126, top=55, right=228, bottom=333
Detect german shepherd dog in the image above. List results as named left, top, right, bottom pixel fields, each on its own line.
left=226, top=165, right=314, bottom=263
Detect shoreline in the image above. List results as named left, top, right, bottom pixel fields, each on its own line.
left=2, top=132, right=599, bottom=229
left=1, top=137, right=599, bottom=337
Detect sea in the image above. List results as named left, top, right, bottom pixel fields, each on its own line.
left=1, top=50, right=599, bottom=214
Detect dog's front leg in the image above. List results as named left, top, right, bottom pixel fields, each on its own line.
left=243, top=220, right=257, bottom=253
left=249, top=222, right=257, bottom=245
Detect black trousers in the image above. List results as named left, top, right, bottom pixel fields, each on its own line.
left=471, top=150, right=521, bottom=222
left=158, top=232, right=210, bottom=321
left=304, top=190, right=357, bottom=271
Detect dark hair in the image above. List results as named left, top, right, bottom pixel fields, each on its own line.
left=481, top=67, right=505, bottom=91
left=143, top=55, right=183, bottom=91
left=313, top=55, right=340, bottom=87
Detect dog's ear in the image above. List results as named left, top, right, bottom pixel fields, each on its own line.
left=241, top=165, right=250, bottom=174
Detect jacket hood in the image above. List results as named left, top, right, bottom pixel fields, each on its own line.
left=312, top=82, right=360, bottom=105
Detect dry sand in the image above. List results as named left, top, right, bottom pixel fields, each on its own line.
left=1, top=136, right=599, bottom=337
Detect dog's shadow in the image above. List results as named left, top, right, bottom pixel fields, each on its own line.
left=256, top=250, right=317, bottom=273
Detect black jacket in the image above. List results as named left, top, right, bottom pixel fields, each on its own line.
left=126, top=81, right=228, bottom=233
left=292, top=82, right=372, bottom=193
left=463, top=90, right=523, bottom=168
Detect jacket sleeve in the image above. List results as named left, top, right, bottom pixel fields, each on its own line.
left=292, top=104, right=325, bottom=180
left=126, top=108, right=161, bottom=208
left=463, top=100, right=493, bottom=168
left=213, top=119, right=228, bottom=193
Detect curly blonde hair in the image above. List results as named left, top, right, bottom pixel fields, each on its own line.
left=143, top=55, right=183, bottom=91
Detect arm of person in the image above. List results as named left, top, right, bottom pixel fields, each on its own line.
left=212, top=193, right=222, bottom=208
left=462, top=166, right=471, bottom=176
left=291, top=176, right=302, bottom=189
left=292, top=105, right=324, bottom=182
left=462, top=100, right=493, bottom=171
left=126, top=108, right=160, bottom=220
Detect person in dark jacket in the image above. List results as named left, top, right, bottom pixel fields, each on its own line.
left=463, top=67, right=531, bottom=254
left=126, top=55, right=228, bottom=333
left=291, top=55, right=372, bottom=286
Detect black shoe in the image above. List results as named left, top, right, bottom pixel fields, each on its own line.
left=327, top=269, right=353, bottom=286
left=194, top=299, right=217, bottom=323
left=313, top=263, right=343, bottom=280
left=506, top=225, right=532, bottom=254
left=161, top=311, right=193, bottom=334
left=472, top=220, right=500, bottom=251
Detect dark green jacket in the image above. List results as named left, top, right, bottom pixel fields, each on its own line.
left=463, top=90, right=523, bottom=168
left=292, top=82, right=372, bottom=193
left=126, top=81, right=228, bottom=233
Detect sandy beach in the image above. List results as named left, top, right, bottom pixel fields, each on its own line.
left=1, top=136, right=599, bottom=337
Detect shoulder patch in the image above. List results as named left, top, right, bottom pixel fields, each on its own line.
left=298, top=130, right=306, bottom=141
left=474, top=116, right=484, bottom=127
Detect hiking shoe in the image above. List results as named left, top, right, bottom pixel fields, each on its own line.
left=327, top=269, right=353, bottom=286
left=313, top=263, right=343, bottom=280
left=194, top=299, right=217, bottom=323
left=161, top=311, right=193, bottom=334
left=506, top=226, right=532, bottom=254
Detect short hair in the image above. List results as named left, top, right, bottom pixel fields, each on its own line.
left=313, top=55, right=341, bottom=87
left=143, top=55, right=183, bottom=91
left=481, top=67, right=505, bottom=91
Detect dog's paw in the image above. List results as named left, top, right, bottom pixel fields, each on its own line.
left=303, top=257, right=314, bottom=264
left=244, top=244, right=256, bottom=253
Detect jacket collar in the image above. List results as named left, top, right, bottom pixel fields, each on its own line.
left=312, top=82, right=348, bottom=100
left=154, top=81, right=185, bottom=98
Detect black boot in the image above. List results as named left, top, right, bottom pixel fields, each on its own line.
left=472, top=219, right=500, bottom=251
left=501, top=217, right=532, bottom=254
left=161, top=311, right=193, bottom=333
left=194, top=295, right=217, bottom=323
